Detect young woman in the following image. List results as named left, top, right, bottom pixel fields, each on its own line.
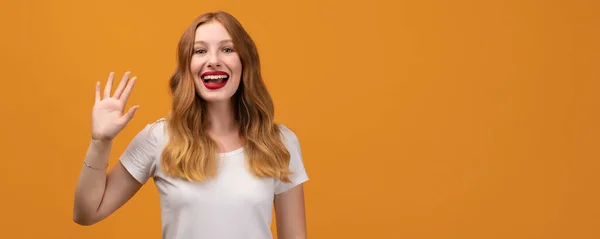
left=73, top=11, right=308, bottom=239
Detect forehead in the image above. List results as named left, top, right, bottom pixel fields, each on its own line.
left=194, top=21, right=232, bottom=43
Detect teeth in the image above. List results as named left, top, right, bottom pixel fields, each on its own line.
left=203, top=75, right=228, bottom=80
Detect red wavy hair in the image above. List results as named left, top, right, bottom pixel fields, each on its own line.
left=160, top=11, right=292, bottom=183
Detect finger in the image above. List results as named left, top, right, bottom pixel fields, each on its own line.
left=119, top=76, right=136, bottom=104
left=103, top=72, right=115, bottom=99
left=95, top=81, right=101, bottom=103
left=113, top=71, right=131, bottom=99
left=119, top=105, right=139, bottom=125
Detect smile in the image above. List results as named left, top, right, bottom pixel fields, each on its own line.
left=200, top=71, right=229, bottom=90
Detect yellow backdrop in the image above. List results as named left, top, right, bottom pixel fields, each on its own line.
left=0, top=0, right=598, bottom=238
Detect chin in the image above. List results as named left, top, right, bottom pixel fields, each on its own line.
left=196, top=89, right=238, bottom=103
left=200, top=95, right=232, bottom=103
left=193, top=77, right=240, bottom=103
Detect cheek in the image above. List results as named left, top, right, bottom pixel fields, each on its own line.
left=228, top=59, right=243, bottom=76
left=190, top=57, right=204, bottom=74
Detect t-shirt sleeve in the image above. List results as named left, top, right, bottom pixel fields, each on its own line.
left=119, top=122, right=160, bottom=184
left=275, top=125, right=309, bottom=194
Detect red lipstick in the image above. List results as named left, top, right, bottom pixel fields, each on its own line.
left=200, top=71, right=229, bottom=90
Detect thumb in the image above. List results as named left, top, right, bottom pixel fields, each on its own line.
left=119, top=105, right=139, bottom=124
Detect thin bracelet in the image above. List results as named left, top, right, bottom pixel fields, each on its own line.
left=83, top=161, right=108, bottom=171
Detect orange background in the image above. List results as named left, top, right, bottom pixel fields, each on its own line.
left=0, top=0, right=598, bottom=238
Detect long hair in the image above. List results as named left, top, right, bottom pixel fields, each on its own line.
left=160, top=11, right=292, bottom=183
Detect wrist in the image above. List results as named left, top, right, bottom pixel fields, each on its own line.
left=89, top=138, right=113, bottom=153
left=90, top=138, right=113, bottom=146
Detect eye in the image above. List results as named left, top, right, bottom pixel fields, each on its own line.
left=194, top=49, right=206, bottom=54
left=223, top=47, right=234, bottom=53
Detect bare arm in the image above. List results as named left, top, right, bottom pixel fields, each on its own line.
left=73, top=139, right=142, bottom=225
left=275, top=184, right=307, bottom=239
left=73, top=72, right=141, bottom=225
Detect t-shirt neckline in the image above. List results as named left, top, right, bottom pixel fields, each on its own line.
left=218, top=147, right=244, bottom=157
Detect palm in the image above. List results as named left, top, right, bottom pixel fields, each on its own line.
left=91, top=72, right=139, bottom=141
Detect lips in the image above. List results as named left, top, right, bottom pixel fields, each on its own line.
left=200, top=71, right=229, bottom=90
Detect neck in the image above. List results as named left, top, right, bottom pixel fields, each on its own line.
left=205, top=100, right=238, bottom=135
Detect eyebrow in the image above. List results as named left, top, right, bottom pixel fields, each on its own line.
left=194, top=40, right=233, bottom=44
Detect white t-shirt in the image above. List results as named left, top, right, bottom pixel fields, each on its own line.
left=119, top=118, right=309, bottom=239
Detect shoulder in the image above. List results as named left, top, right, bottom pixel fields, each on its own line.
left=146, top=117, right=167, bottom=136
left=274, top=123, right=308, bottom=192
left=149, top=117, right=167, bottom=127
left=277, top=124, right=299, bottom=142
left=131, top=117, right=167, bottom=144
left=276, top=124, right=301, bottom=151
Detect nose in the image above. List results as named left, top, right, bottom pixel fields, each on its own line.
left=206, top=51, right=221, bottom=68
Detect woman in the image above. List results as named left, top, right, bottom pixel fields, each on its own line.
left=73, top=11, right=308, bottom=239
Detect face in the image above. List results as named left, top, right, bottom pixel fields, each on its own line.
left=191, top=21, right=242, bottom=103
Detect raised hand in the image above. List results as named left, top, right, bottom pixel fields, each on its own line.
left=91, top=72, right=139, bottom=141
